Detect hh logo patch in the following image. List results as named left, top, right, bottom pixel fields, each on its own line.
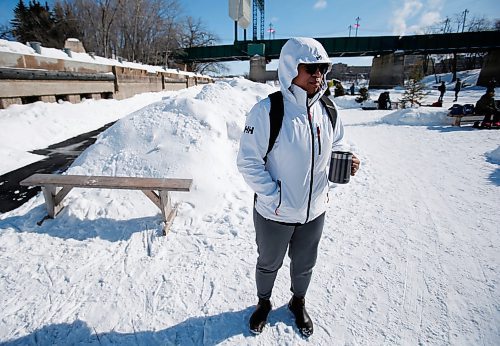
left=244, top=126, right=254, bottom=134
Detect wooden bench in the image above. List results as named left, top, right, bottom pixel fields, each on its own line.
left=447, top=113, right=484, bottom=127
left=20, top=174, right=192, bottom=235
left=372, top=100, right=399, bottom=109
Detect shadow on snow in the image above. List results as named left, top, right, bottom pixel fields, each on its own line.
left=0, top=204, right=163, bottom=241
left=0, top=306, right=298, bottom=345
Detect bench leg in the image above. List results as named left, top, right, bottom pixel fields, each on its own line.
left=453, top=116, right=462, bottom=126
left=41, top=185, right=64, bottom=218
left=159, top=191, right=176, bottom=236
left=142, top=190, right=177, bottom=236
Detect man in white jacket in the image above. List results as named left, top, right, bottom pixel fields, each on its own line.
left=237, top=37, right=360, bottom=337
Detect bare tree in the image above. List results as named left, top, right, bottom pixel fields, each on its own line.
left=179, top=16, right=227, bottom=73
left=56, top=1, right=223, bottom=74
left=466, top=15, right=491, bottom=32
left=116, top=0, right=182, bottom=64
left=421, top=10, right=497, bottom=81
left=68, top=0, right=122, bottom=58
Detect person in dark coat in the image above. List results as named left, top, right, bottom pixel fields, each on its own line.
left=350, top=83, right=355, bottom=95
left=475, top=89, right=500, bottom=128
left=453, top=78, right=461, bottom=102
left=438, top=81, right=446, bottom=102
left=377, top=92, right=391, bottom=110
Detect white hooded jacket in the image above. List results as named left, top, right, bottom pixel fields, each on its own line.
left=237, top=37, right=347, bottom=224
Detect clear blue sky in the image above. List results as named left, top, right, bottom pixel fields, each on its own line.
left=2, top=0, right=499, bottom=73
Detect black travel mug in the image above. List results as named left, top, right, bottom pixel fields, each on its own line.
left=328, top=151, right=353, bottom=184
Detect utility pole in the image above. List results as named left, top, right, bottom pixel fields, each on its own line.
left=354, top=17, right=360, bottom=37
left=461, top=9, right=469, bottom=32
left=348, top=25, right=352, bottom=37
left=443, top=17, right=450, bottom=33
left=268, top=23, right=275, bottom=40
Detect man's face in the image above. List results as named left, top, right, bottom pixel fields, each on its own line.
left=292, top=63, right=329, bottom=96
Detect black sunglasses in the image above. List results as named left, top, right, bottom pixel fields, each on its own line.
left=304, top=63, right=329, bottom=75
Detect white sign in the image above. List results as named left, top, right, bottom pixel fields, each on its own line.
left=229, top=0, right=251, bottom=29
left=229, top=0, right=240, bottom=21
left=238, top=0, right=251, bottom=29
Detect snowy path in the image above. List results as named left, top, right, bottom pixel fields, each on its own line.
left=0, top=80, right=499, bottom=345
left=313, top=111, right=499, bottom=345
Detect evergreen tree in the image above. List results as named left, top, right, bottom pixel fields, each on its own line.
left=11, top=0, right=82, bottom=48
left=26, top=0, right=56, bottom=46
left=49, top=1, right=82, bottom=47
left=399, top=79, right=428, bottom=108
left=10, top=0, right=29, bottom=43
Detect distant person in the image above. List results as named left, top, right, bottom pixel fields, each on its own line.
left=475, top=89, right=500, bottom=128
left=237, top=37, right=360, bottom=337
left=438, top=81, right=446, bottom=102
left=453, top=78, right=462, bottom=102
left=377, top=92, right=392, bottom=110
left=350, top=83, right=355, bottom=95
left=334, top=82, right=345, bottom=97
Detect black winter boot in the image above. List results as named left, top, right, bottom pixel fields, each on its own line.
left=249, top=298, right=272, bottom=334
left=288, top=296, right=313, bottom=337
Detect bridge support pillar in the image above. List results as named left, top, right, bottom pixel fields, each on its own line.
left=249, top=55, right=277, bottom=83
left=477, top=49, right=500, bottom=88
left=369, top=53, right=405, bottom=89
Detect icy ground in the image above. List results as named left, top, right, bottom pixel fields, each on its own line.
left=0, top=72, right=499, bottom=345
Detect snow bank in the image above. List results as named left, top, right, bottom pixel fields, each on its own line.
left=486, top=146, right=500, bottom=164
left=0, top=92, right=181, bottom=174
left=0, top=39, right=35, bottom=54
left=66, top=78, right=277, bottom=221
left=420, top=69, right=483, bottom=91
left=333, top=96, right=362, bottom=109
left=381, top=107, right=453, bottom=126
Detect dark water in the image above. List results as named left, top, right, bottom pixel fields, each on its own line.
left=0, top=122, right=115, bottom=213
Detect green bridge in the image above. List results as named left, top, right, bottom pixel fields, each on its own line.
left=181, top=31, right=500, bottom=62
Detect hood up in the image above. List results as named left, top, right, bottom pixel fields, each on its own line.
left=277, top=37, right=332, bottom=101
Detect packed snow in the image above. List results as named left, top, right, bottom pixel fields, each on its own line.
left=0, top=71, right=499, bottom=345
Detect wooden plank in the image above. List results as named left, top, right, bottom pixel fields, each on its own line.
left=20, top=174, right=192, bottom=191
left=448, top=114, right=483, bottom=126
left=459, top=115, right=483, bottom=122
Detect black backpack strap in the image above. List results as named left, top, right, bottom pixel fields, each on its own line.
left=319, top=94, right=338, bottom=132
left=266, top=92, right=337, bottom=160
left=266, top=91, right=284, bottom=159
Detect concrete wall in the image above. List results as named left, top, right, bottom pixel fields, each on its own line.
left=249, top=55, right=277, bottom=83
left=0, top=51, right=112, bottom=74
left=0, top=51, right=212, bottom=108
left=328, top=63, right=371, bottom=81
left=369, top=53, right=405, bottom=89
left=477, top=49, right=500, bottom=87
left=0, top=79, right=114, bottom=98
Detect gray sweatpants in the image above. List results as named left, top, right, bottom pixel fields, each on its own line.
left=253, top=208, right=325, bottom=300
